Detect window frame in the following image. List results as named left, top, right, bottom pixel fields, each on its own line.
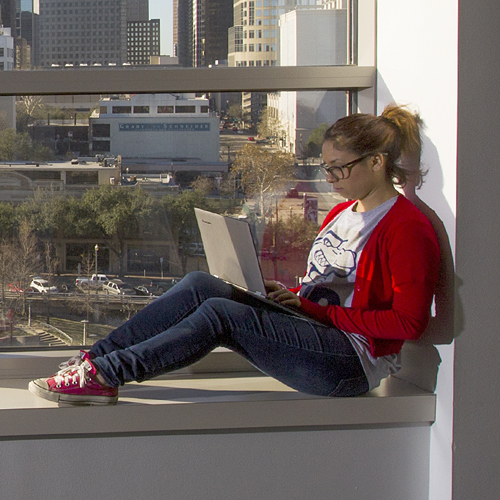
left=0, top=65, right=374, bottom=97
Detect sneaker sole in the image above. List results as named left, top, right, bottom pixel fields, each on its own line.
left=28, top=380, right=118, bottom=406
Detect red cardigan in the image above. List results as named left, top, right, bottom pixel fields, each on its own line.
left=293, top=195, right=440, bottom=357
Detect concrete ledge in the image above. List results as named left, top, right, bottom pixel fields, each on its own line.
left=0, top=349, right=436, bottom=441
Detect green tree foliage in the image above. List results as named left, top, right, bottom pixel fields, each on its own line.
left=161, top=190, right=210, bottom=273
left=232, top=144, right=295, bottom=216
left=228, top=103, right=243, bottom=121
left=0, top=129, right=54, bottom=161
left=0, top=202, right=17, bottom=239
left=306, top=123, right=330, bottom=157
left=79, top=186, right=158, bottom=275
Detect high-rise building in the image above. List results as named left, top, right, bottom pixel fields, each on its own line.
left=0, top=26, right=14, bottom=70
left=173, top=0, right=193, bottom=67
left=15, top=0, right=39, bottom=68
left=37, top=0, right=127, bottom=67
left=126, top=0, right=148, bottom=22
left=127, top=18, right=160, bottom=65
left=175, top=0, right=233, bottom=68
left=0, top=0, right=16, bottom=31
left=192, top=0, right=233, bottom=67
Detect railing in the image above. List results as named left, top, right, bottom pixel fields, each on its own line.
left=37, top=322, right=74, bottom=345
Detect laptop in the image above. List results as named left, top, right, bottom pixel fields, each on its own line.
left=194, top=208, right=325, bottom=325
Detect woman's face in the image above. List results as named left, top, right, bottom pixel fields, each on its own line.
left=321, top=141, right=381, bottom=201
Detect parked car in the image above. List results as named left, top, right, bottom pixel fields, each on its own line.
left=8, top=282, right=31, bottom=294
left=102, top=279, right=136, bottom=296
left=148, top=278, right=180, bottom=294
left=30, top=278, right=58, bottom=293
left=134, top=285, right=161, bottom=297
left=75, top=274, right=109, bottom=289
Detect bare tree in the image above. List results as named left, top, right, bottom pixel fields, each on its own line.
left=71, top=251, right=98, bottom=324
left=10, top=219, right=43, bottom=315
left=232, top=144, right=296, bottom=217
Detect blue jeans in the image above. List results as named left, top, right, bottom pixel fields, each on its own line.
left=90, top=271, right=369, bottom=397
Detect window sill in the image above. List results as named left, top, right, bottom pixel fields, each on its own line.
left=0, top=349, right=435, bottom=441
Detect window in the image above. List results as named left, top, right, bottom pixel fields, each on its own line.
left=0, top=2, right=373, bottom=353
left=112, top=106, right=131, bottom=114
left=92, top=123, right=110, bottom=137
left=175, top=106, right=196, bottom=113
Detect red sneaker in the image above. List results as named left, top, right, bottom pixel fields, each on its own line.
left=29, top=354, right=118, bottom=406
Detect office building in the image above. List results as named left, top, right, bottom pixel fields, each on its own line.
left=175, top=0, right=233, bottom=68
left=173, top=0, right=193, bottom=67
left=37, top=0, right=127, bottom=67
left=15, top=0, right=39, bottom=67
left=274, top=7, right=347, bottom=154
left=89, top=93, right=221, bottom=164
left=126, top=0, right=148, bottom=21
left=127, top=18, right=160, bottom=65
left=0, top=25, right=14, bottom=70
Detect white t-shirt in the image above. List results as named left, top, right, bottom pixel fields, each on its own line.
left=299, top=197, right=401, bottom=390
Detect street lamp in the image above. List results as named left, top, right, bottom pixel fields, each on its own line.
left=94, top=244, right=99, bottom=276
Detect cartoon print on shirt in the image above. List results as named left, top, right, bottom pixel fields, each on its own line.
left=304, top=229, right=357, bottom=283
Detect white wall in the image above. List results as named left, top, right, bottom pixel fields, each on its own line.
left=0, top=427, right=432, bottom=500
left=377, top=2, right=458, bottom=499
left=92, top=115, right=220, bottom=160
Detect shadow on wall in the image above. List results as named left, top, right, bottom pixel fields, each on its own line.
left=377, top=73, right=463, bottom=392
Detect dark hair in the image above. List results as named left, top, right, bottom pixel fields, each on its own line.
left=323, top=104, right=425, bottom=186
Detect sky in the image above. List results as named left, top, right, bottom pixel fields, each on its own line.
left=150, top=0, right=174, bottom=56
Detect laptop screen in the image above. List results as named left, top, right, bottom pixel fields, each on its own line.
left=195, top=208, right=267, bottom=295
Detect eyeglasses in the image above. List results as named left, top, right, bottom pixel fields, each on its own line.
left=319, top=154, right=372, bottom=180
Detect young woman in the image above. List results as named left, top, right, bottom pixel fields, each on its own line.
left=29, top=105, right=440, bottom=405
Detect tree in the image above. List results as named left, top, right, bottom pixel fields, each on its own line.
left=16, top=96, right=46, bottom=133
left=0, top=129, right=54, bottom=161
left=190, top=176, right=216, bottom=196
left=9, top=219, right=43, bottom=315
left=232, top=144, right=295, bottom=217
left=161, top=190, right=210, bottom=274
left=257, top=107, right=286, bottom=144
left=80, top=186, right=157, bottom=275
left=306, top=123, right=330, bottom=157
left=228, top=103, right=243, bottom=122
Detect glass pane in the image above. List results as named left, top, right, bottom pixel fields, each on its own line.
left=0, top=89, right=347, bottom=349
left=0, top=0, right=351, bottom=72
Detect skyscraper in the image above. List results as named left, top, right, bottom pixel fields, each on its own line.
left=127, top=18, right=160, bottom=65
left=175, top=0, right=233, bottom=68
left=126, top=0, right=148, bottom=21
left=173, top=0, right=193, bottom=67
left=37, top=0, right=127, bottom=67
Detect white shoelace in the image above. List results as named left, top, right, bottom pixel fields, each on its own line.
left=53, top=361, right=91, bottom=389
left=58, top=351, right=85, bottom=370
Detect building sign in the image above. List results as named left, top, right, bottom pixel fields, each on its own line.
left=119, top=123, right=211, bottom=132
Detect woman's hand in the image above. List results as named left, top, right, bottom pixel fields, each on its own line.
left=264, top=279, right=281, bottom=293
left=266, top=287, right=301, bottom=308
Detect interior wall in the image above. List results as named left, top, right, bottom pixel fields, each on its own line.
left=376, top=2, right=458, bottom=500
left=0, top=427, right=431, bottom=500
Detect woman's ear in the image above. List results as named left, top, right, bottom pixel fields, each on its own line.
left=371, top=153, right=386, bottom=172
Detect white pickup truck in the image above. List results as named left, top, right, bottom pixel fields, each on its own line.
left=75, top=274, right=109, bottom=288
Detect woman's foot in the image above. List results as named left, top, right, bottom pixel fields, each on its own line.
left=29, top=353, right=118, bottom=406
